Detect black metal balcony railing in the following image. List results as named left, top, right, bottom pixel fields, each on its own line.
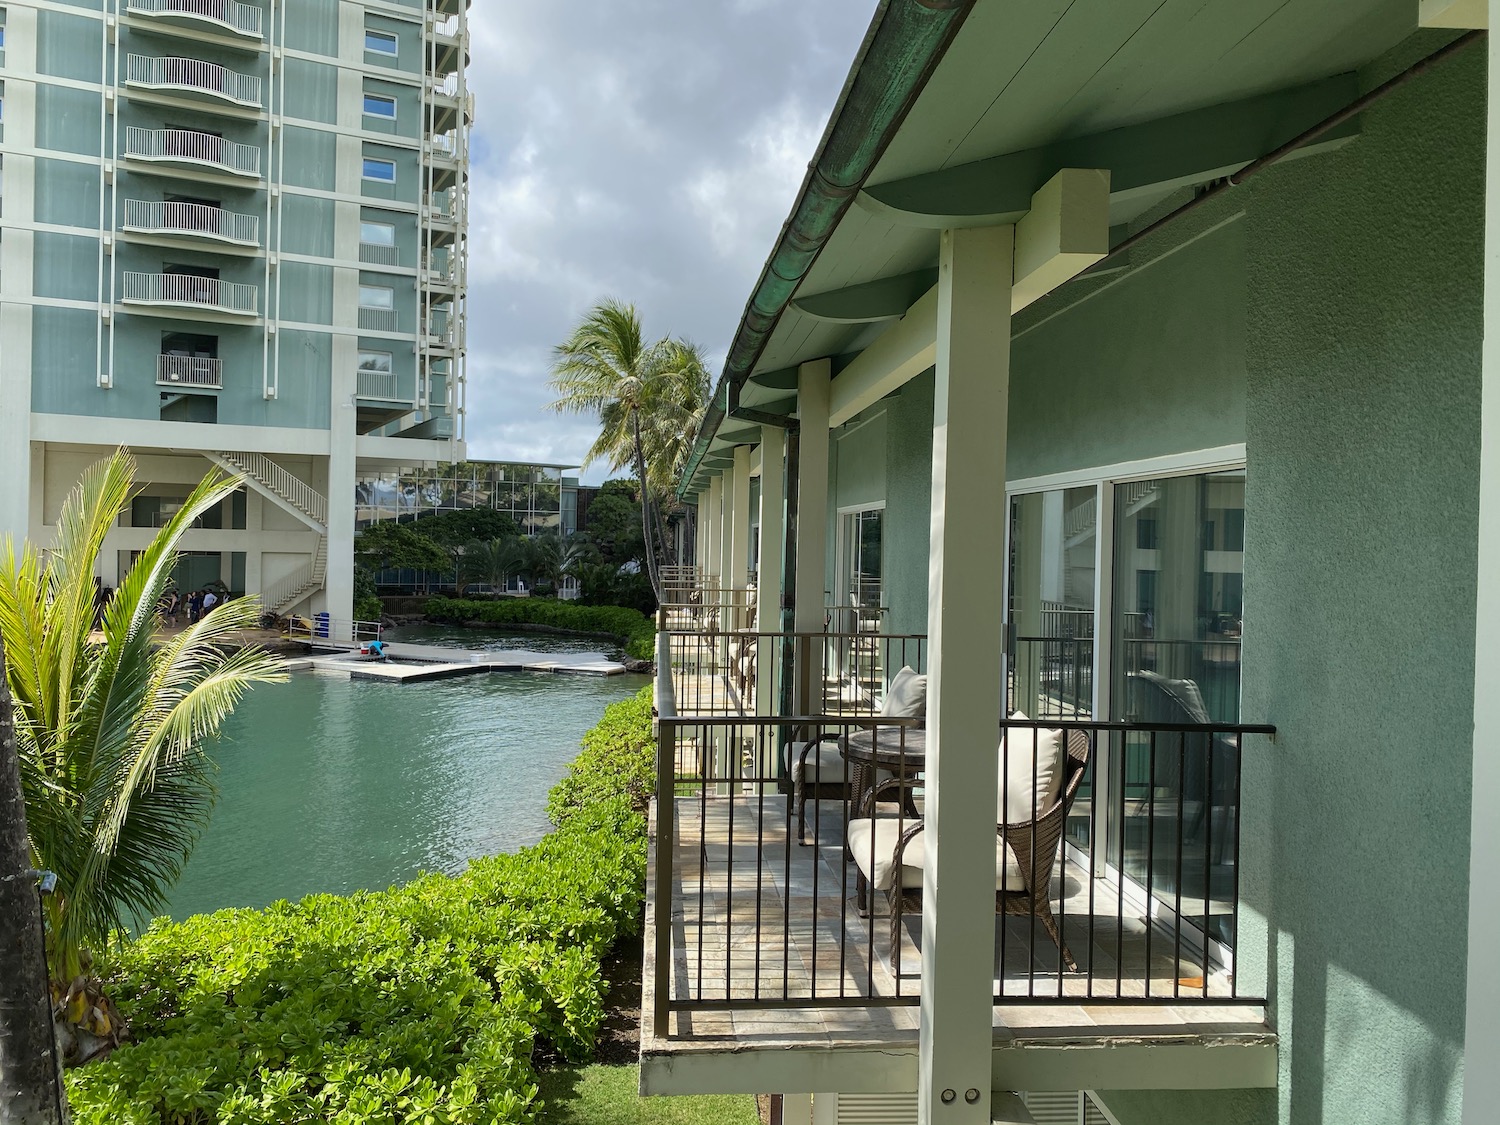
left=649, top=707, right=1274, bottom=1035
left=660, top=625, right=927, bottom=718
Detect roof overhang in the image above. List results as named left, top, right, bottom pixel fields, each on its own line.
left=679, top=0, right=1433, bottom=499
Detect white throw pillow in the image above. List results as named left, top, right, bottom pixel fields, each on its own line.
left=880, top=666, right=927, bottom=720
left=998, top=710, right=1064, bottom=825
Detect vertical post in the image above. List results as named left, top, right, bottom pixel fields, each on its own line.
left=693, top=495, right=705, bottom=573
left=704, top=474, right=723, bottom=583
left=795, top=360, right=831, bottom=715
left=757, top=426, right=787, bottom=722
left=653, top=713, right=676, bottom=1039
left=920, top=225, right=1013, bottom=1125
left=1463, top=12, right=1500, bottom=1123
left=729, top=444, right=753, bottom=624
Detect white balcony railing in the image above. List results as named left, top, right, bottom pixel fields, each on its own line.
left=157, top=354, right=223, bottom=387
left=359, top=242, right=399, bottom=266
left=123, top=199, right=259, bottom=246
left=126, top=54, right=263, bottom=108
left=356, top=369, right=399, bottom=400
left=358, top=306, right=397, bottom=331
left=123, top=126, right=261, bottom=177
left=122, top=271, right=259, bottom=315
left=125, top=0, right=264, bottom=38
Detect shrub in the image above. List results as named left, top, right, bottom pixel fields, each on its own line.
left=547, top=687, right=655, bottom=825
left=65, top=693, right=656, bottom=1125
left=425, top=597, right=656, bottom=662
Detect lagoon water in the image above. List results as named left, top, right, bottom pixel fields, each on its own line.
left=159, top=628, right=649, bottom=922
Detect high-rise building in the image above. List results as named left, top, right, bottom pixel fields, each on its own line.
left=0, top=0, right=470, bottom=624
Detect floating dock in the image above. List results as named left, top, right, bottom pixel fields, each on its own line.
left=283, top=641, right=629, bottom=683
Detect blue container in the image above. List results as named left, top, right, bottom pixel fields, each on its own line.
left=314, top=612, right=330, bottom=639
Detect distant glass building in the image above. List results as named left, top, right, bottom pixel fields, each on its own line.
left=357, top=461, right=583, bottom=537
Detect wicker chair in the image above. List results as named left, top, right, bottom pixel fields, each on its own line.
left=786, top=667, right=925, bottom=845
left=850, top=728, right=1091, bottom=972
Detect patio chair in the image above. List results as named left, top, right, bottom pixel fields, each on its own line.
left=785, top=665, right=926, bottom=845
left=846, top=719, right=1091, bottom=971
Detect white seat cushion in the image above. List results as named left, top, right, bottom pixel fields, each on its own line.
left=788, top=740, right=897, bottom=786
left=788, top=740, right=850, bottom=784
left=847, top=817, right=1028, bottom=892
left=881, top=666, right=927, bottom=720
left=999, top=711, right=1064, bottom=826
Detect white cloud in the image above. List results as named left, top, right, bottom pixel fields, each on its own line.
left=452, top=0, right=873, bottom=471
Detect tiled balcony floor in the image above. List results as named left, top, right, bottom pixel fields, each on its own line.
left=647, top=793, right=1264, bottom=1046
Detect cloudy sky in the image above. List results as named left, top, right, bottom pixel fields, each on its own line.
left=459, top=1, right=874, bottom=481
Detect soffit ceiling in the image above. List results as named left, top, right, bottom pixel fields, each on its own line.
left=728, top=0, right=1423, bottom=419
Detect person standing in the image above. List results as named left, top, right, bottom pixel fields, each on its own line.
left=187, top=590, right=201, bottom=625
left=201, top=588, right=218, bottom=617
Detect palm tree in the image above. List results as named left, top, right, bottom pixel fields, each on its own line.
left=459, top=535, right=526, bottom=592
left=0, top=450, right=286, bottom=1058
left=548, top=300, right=711, bottom=600
left=0, top=635, right=67, bottom=1120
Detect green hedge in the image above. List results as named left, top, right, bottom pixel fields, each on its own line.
left=425, top=597, right=656, bottom=662
left=65, top=688, right=659, bottom=1125
left=546, top=689, right=655, bottom=826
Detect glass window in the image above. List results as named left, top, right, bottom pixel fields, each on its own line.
left=363, top=93, right=396, bottom=119
left=361, top=158, right=395, bottom=183
left=358, top=350, right=392, bottom=373
left=1006, top=486, right=1096, bottom=722
left=359, top=220, right=395, bottom=246
left=1110, top=470, right=1245, bottom=947
left=364, top=29, right=397, bottom=56
left=358, top=285, right=393, bottom=309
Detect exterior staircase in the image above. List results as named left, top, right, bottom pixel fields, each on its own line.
left=206, top=451, right=330, bottom=615
left=261, top=537, right=328, bottom=616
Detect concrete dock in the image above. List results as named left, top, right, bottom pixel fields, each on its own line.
left=287, top=640, right=629, bottom=682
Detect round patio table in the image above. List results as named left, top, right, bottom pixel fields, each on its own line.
left=841, top=726, right=927, bottom=821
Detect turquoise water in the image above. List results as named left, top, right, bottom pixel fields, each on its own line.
left=159, top=652, right=649, bottom=922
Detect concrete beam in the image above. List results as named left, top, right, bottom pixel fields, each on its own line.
left=828, top=285, right=939, bottom=428
left=1422, top=0, right=1486, bottom=26
left=827, top=171, right=1106, bottom=428
left=858, top=74, right=1359, bottom=229
left=1012, top=168, right=1110, bottom=311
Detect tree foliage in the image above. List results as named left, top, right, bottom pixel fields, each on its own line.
left=549, top=300, right=709, bottom=599
left=411, top=509, right=521, bottom=551
left=0, top=450, right=287, bottom=1020
left=581, top=484, right=645, bottom=569
left=354, top=520, right=452, bottom=575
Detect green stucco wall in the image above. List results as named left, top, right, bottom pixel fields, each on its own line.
left=1009, top=208, right=1246, bottom=482
left=797, top=30, right=1481, bottom=1125
left=1234, top=35, right=1481, bottom=1125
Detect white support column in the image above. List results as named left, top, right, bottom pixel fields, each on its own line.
left=795, top=360, right=832, bottom=716
left=704, top=475, right=723, bottom=582
left=794, top=360, right=831, bottom=633
left=729, top=445, right=753, bottom=626
left=757, top=427, right=787, bottom=719
left=720, top=462, right=738, bottom=594
left=1462, top=9, right=1500, bottom=1121
left=920, top=225, right=1013, bottom=1125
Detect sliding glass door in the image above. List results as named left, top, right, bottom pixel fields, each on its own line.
left=1006, top=465, right=1247, bottom=953
left=1109, top=470, right=1245, bottom=946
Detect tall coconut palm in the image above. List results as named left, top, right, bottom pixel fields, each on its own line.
left=0, top=635, right=67, bottom=1119
left=0, top=450, right=286, bottom=1055
left=548, top=300, right=711, bottom=600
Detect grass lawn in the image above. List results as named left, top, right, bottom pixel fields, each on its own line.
left=536, top=1064, right=759, bottom=1125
